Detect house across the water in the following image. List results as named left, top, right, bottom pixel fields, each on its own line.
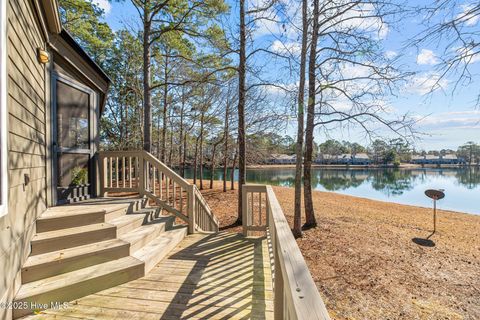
left=0, top=1, right=329, bottom=319
left=410, top=154, right=465, bottom=165
left=316, top=153, right=372, bottom=165
left=266, top=153, right=297, bottom=164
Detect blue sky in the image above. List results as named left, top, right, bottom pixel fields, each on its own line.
left=94, top=0, right=479, bottom=151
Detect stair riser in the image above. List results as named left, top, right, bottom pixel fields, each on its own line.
left=115, top=216, right=147, bottom=237
left=104, top=206, right=134, bottom=221
left=30, top=227, right=117, bottom=256
left=13, top=263, right=145, bottom=319
left=102, top=200, right=147, bottom=221
left=22, top=243, right=130, bottom=284
left=129, top=224, right=167, bottom=253
left=142, top=229, right=187, bottom=273
left=36, top=211, right=105, bottom=233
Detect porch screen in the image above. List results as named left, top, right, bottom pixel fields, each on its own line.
left=56, top=81, right=90, bottom=149
left=55, top=80, right=92, bottom=203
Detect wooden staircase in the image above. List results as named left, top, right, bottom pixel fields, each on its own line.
left=13, top=198, right=187, bottom=318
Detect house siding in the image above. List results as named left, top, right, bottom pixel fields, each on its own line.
left=0, top=0, right=47, bottom=317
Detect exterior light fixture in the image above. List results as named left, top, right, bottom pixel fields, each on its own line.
left=37, top=48, right=50, bottom=64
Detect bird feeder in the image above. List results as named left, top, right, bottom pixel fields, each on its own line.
left=424, top=189, right=445, bottom=238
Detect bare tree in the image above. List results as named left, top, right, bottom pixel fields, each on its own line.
left=236, top=0, right=247, bottom=223
left=412, top=1, right=480, bottom=105
left=129, top=0, right=227, bottom=152
left=210, top=135, right=224, bottom=189
left=302, top=0, right=415, bottom=229
left=293, top=0, right=309, bottom=237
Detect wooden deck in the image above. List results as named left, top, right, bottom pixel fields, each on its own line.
left=24, top=232, right=274, bottom=320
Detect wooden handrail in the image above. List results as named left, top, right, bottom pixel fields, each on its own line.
left=242, top=184, right=330, bottom=320
left=98, top=150, right=219, bottom=233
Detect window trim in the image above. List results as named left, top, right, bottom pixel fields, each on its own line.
left=0, top=0, right=8, bottom=217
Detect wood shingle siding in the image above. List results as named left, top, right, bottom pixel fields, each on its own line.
left=0, top=0, right=47, bottom=318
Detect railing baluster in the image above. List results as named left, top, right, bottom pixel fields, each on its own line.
left=115, top=157, right=119, bottom=188
left=166, top=176, right=169, bottom=203
left=173, top=182, right=176, bottom=209
left=122, top=157, right=126, bottom=188
left=135, top=156, right=138, bottom=188
left=109, top=157, right=112, bottom=188
left=152, top=167, right=156, bottom=195
left=259, top=192, right=262, bottom=226
left=160, top=172, right=163, bottom=200
left=129, top=157, right=132, bottom=188
left=98, top=151, right=218, bottom=234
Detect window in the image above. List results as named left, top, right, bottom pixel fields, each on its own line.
left=0, top=0, right=8, bottom=216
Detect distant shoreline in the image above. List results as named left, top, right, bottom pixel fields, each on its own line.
left=246, top=163, right=475, bottom=169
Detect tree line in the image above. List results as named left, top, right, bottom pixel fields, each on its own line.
left=59, top=0, right=479, bottom=237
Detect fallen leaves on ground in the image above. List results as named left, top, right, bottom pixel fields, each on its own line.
left=196, top=180, right=480, bottom=320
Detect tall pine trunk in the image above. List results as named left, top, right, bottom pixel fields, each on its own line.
left=183, top=129, right=188, bottom=177
left=237, top=0, right=246, bottom=223
left=303, top=0, right=319, bottom=229
left=293, top=0, right=309, bottom=238
left=199, top=112, right=205, bottom=190
left=231, top=147, right=238, bottom=190
left=179, top=94, right=185, bottom=176
left=168, top=126, right=173, bottom=167
left=143, top=9, right=152, bottom=152
left=193, top=134, right=199, bottom=186
left=161, top=53, right=169, bottom=162
left=210, top=142, right=219, bottom=189
left=223, top=99, right=230, bottom=192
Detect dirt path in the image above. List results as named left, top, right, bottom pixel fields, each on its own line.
left=197, top=181, right=480, bottom=320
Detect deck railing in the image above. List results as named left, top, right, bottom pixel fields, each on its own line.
left=98, top=150, right=219, bottom=233
left=242, top=184, right=330, bottom=320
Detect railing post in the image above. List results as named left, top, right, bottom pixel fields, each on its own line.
left=138, top=153, right=145, bottom=196
left=188, top=185, right=195, bottom=234
left=99, top=154, right=106, bottom=197
left=274, top=238, right=285, bottom=320
left=242, top=185, right=248, bottom=237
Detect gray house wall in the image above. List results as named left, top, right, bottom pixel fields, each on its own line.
left=0, top=0, right=48, bottom=317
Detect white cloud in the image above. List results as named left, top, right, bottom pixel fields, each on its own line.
left=327, top=3, right=390, bottom=40
left=457, top=4, right=480, bottom=26
left=93, top=0, right=111, bottom=15
left=416, top=111, right=480, bottom=129
left=416, top=49, right=439, bottom=65
left=385, top=50, right=397, bottom=59
left=406, top=72, right=448, bottom=95
left=339, top=63, right=372, bottom=79
left=271, top=40, right=301, bottom=55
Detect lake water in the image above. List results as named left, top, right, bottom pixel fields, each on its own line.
left=183, top=167, right=480, bottom=215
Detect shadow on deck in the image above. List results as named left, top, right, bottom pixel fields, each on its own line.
left=24, top=232, right=274, bottom=320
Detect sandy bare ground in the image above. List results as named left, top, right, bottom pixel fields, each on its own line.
left=194, top=180, right=480, bottom=320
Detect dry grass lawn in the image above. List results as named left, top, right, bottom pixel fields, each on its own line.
left=195, top=180, right=480, bottom=320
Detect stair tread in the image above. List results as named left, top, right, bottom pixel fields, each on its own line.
left=39, top=207, right=106, bottom=220
left=32, top=223, right=115, bottom=242
left=133, top=227, right=187, bottom=262
left=23, top=239, right=129, bottom=269
left=16, top=256, right=143, bottom=300
left=119, top=217, right=173, bottom=243
left=39, top=198, right=144, bottom=220
left=108, top=214, right=146, bottom=228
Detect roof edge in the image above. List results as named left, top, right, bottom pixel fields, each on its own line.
left=41, top=0, right=62, bottom=34
left=59, top=29, right=112, bottom=84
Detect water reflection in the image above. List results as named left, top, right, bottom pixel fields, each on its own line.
left=182, top=167, right=480, bottom=214
left=185, top=167, right=480, bottom=194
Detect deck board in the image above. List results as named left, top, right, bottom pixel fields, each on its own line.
left=24, top=232, right=274, bottom=320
